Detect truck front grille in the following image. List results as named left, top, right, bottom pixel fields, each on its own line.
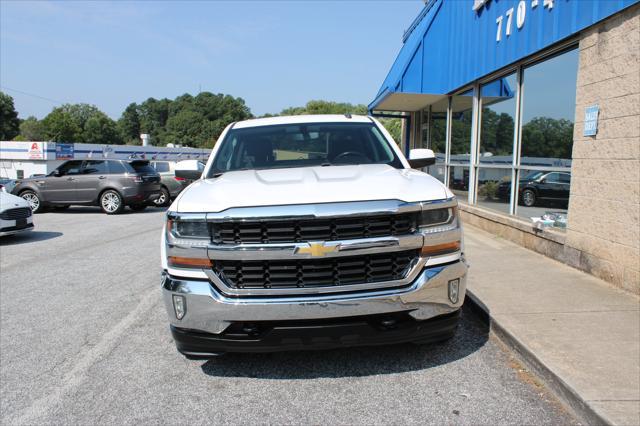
left=0, top=207, right=31, bottom=220
left=213, top=250, right=419, bottom=290
left=210, top=213, right=417, bottom=244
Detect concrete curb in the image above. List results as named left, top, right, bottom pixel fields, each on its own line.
left=464, top=290, right=612, bottom=426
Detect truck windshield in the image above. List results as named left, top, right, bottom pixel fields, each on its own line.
left=209, top=122, right=402, bottom=176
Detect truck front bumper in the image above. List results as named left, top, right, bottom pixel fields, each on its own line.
left=162, top=259, right=468, bottom=356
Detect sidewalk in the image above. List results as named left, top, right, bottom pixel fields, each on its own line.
left=463, top=224, right=640, bottom=426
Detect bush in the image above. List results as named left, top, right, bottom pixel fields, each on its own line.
left=478, top=181, right=499, bottom=200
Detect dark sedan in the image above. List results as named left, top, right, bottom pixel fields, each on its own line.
left=498, top=171, right=571, bottom=207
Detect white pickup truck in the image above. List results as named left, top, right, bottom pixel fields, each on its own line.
left=161, top=114, right=467, bottom=358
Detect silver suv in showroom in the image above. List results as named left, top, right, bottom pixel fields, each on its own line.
left=12, top=159, right=162, bottom=214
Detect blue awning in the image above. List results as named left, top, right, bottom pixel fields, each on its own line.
left=369, top=0, right=444, bottom=113
left=369, top=0, right=639, bottom=113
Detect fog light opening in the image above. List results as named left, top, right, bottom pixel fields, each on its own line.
left=448, top=279, right=460, bottom=304
left=173, top=295, right=186, bottom=320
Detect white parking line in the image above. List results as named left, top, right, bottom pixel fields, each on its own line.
left=14, top=289, right=161, bottom=424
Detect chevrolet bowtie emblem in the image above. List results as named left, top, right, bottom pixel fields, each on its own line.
left=295, top=242, right=339, bottom=257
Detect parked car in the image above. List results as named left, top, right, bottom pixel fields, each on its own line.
left=0, top=191, right=34, bottom=236
left=11, top=159, right=161, bottom=214
left=162, top=114, right=467, bottom=358
left=150, top=161, right=190, bottom=207
left=497, top=171, right=571, bottom=207
left=0, top=178, right=17, bottom=194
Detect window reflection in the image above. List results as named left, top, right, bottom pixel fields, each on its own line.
left=479, top=73, right=517, bottom=165
left=476, top=168, right=511, bottom=215
left=449, top=90, right=473, bottom=196
left=449, top=166, right=470, bottom=199
left=517, top=48, right=578, bottom=229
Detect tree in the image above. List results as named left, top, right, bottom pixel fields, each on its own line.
left=18, top=116, right=46, bottom=141
left=42, top=103, right=120, bottom=143
left=138, top=97, right=171, bottom=145
left=0, top=92, right=20, bottom=140
left=117, top=103, right=141, bottom=144
left=521, top=117, right=574, bottom=160
left=157, top=92, right=251, bottom=147
left=267, top=100, right=401, bottom=143
left=84, top=111, right=121, bottom=144
left=42, top=108, right=82, bottom=142
left=164, top=110, right=206, bottom=147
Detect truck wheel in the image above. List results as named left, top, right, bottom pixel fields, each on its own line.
left=100, top=190, right=124, bottom=215
left=153, top=187, right=170, bottom=207
left=522, top=189, right=536, bottom=207
left=20, top=190, right=43, bottom=213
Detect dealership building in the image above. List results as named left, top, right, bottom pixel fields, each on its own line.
left=0, top=141, right=210, bottom=180
left=370, top=0, right=639, bottom=293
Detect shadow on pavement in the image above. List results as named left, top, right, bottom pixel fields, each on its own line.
left=0, top=231, right=63, bottom=245
left=200, top=304, right=488, bottom=379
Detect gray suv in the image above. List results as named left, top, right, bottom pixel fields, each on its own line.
left=12, top=159, right=162, bottom=214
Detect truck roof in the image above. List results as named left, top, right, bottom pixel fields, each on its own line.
left=232, top=114, right=373, bottom=129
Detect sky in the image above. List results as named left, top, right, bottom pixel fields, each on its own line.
left=0, top=0, right=423, bottom=120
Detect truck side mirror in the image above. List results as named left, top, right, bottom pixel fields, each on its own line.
left=52, top=170, right=62, bottom=177
left=408, top=149, right=436, bottom=169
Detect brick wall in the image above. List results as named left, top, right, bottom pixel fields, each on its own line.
left=566, top=5, right=640, bottom=293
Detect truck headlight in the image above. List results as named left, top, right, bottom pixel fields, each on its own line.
left=418, top=206, right=458, bottom=233
left=418, top=203, right=461, bottom=257
left=166, top=216, right=212, bottom=269
left=169, top=219, right=210, bottom=239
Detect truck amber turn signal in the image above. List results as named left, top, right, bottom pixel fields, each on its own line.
left=168, top=256, right=212, bottom=268
left=420, top=241, right=461, bottom=256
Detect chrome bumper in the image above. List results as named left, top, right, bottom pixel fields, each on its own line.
left=162, top=259, right=468, bottom=335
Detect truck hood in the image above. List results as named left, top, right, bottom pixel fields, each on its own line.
left=174, top=164, right=452, bottom=213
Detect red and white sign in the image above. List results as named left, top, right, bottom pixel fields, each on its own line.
left=28, top=142, right=44, bottom=160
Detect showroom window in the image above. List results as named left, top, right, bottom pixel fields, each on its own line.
left=475, top=72, right=518, bottom=215
left=419, top=98, right=448, bottom=183
left=516, top=48, right=578, bottom=228
left=422, top=45, right=578, bottom=230
left=447, top=89, right=474, bottom=199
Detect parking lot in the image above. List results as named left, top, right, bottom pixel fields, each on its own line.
left=0, top=208, right=577, bottom=425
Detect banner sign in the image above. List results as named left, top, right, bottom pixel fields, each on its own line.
left=28, top=142, right=44, bottom=159
left=55, top=143, right=74, bottom=160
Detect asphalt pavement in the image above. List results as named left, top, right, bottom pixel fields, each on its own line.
left=0, top=207, right=578, bottom=425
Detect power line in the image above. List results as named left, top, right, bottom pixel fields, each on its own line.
left=0, top=85, right=65, bottom=105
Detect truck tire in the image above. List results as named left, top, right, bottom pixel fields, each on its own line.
left=100, top=190, right=124, bottom=215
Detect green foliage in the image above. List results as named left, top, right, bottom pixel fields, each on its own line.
left=280, top=100, right=367, bottom=116
left=478, top=180, right=499, bottom=200
left=41, top=103, right=122, bottom=144
left=117, top=103, right=141, bottom=144
left=377, top=117, right=402, bottom=145
left=521, top=117, right=574, bottom=159
left=118, top=93, right=252, bottom=147
left=0, top=92, right=20, bottom=140
left=267, top=100, right=401, bottom=145
left=480, top=109, right=514, bottom=156
left=83, top=111, right=120, bottom=145
left=42, top=107, right=83, bottom=142
left=18, top=116, right=46, bottom=141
